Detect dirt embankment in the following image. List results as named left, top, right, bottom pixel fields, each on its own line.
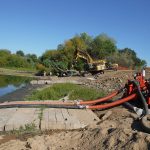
left=1, top=107, right=150, bottom=150
left=0, top=70, right=150, bottom=150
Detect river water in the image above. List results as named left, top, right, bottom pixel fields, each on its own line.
left=0, top=75, right=31, bottom=97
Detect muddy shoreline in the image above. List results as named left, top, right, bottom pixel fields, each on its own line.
left=0, top=84, right=44, bottom=102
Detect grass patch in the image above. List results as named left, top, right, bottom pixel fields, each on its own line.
left=9, top=122, right=37, bottom=135
left=0, top=67, right=36, bottom=72
left=0, top=67, right=36, bottom=77
left=27, top=83, right=105, bottom=101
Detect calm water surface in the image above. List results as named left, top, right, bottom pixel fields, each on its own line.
left=0, top=75, right=30, bottom=97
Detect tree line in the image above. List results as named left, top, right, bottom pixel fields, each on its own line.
left=0, top=33, right=147, bottom=73
left=0, top=49, right=38, bottom=69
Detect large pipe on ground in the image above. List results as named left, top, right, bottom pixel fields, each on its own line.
left=78, top=90, right=121, bottom=105
left=0, top=101, right=76, bottom=107
left=0, top=94, right=136, bottom=110
left=0, top=89, right=122, bottom=107
left=86, top=93, right=137, bottom=109
left=0, top=104, right=84, bottom=109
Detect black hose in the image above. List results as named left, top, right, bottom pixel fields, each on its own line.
left=132, top=80, right=149, bottom=115
left=0, top=104, right=86, bottom=109
left=132, top=80, right=150, bottom=133
left=123, top=102, right=135, bottom=111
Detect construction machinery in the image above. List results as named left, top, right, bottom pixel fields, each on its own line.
left=105, top=62, right=118, bottom=71
left=1, top=70, right=150, bottom=133
left=74, top=49, right=118, bottom=76
left=49, top=60, right=79, bottom=77
left=1, top=71, right=150, bottom=132
left=74, top=49, right=106, bottom=75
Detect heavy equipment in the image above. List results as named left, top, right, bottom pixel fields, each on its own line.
left=49, top=61, right=79, bottom=77
left=74, top=49, right=106, bottom=75
left=105, top=62, right=118, bottom=71
left=1, top=70, right=150, bottom=133
left=74, top=49, right=118, bottom=75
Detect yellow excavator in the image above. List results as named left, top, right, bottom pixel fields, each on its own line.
left=74, top=49, right=118, bottom=75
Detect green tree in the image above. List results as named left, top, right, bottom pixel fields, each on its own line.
left=90, top=33, right=117, bottom=59
left=80, top=32, right=93, bottom=49
left=0, top=49, right=11, bottom=67
left=16, top=50, right=24, bottom=57
left=7, top=54, right=30, bottom=68
left=40, top=33, right=147, bottom=71
left=57, top=44, right=64, bottom=51
left=25, top=53, right=38, bottom=68
left=0, top=49, right=11, bottom=56
left=118, top=48, right=147, bottom=68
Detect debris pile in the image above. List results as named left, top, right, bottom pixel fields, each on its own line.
left=81, top=71, right=134, bottom=92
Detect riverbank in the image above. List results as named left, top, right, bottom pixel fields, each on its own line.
left=0, top=75, right=84, bottom=102
left=0, top=68, right=36, bottom=78
left=0, top=84, right=44, bottom=102
left=0, top=70, right=135, bottom=102
left=1, top=70, right=150, bottom=149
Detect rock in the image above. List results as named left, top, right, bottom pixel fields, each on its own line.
left=101, top=111, right=112, bottom=121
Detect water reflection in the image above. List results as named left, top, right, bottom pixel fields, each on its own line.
left=0, top=75, right=30, bottom=96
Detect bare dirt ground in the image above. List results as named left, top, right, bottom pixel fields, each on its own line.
left=0, top=70, right=150, bottom=150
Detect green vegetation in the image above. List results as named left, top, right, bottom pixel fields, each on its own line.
left=27, top=83, right=105, bottom=101
left=39, top=33, right=146, bottom=74
left=0, top=49, right=38, bottom=70
left=3, top=67, right=36, bottom=72
left=20, top=123, right=37, bottom=132
left=10, top=122, right=37, bottom=135
left=0, top=32, right=147, bottom=75
left=0, top=68, right=36, bottom=78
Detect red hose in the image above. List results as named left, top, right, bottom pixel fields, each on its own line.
left=78, top=90, right=119, bottom=105
left=87, top=93, right=137, bottom=109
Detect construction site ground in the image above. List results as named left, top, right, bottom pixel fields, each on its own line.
left=0, top=70, right=150, bottom=150
left=0, top=108, right=99, bottom=131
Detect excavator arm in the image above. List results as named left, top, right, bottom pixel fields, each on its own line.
left=74, top=49, right=93, bottom=63
left=74, top=49, right=106, bottom=64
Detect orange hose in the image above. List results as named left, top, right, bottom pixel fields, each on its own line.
left=0, top=101, right=75, bottom=106
left=79, top=90, right=119, bottom=105
left=87, top=93, right=137, bottom=109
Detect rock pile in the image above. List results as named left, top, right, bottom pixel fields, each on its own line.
left=81, top=71, right=134, bottom=93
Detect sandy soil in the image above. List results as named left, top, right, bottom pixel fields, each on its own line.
left=0, top=107, right=150, bottom=150
left=0, top=70, right=150, bottom=150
